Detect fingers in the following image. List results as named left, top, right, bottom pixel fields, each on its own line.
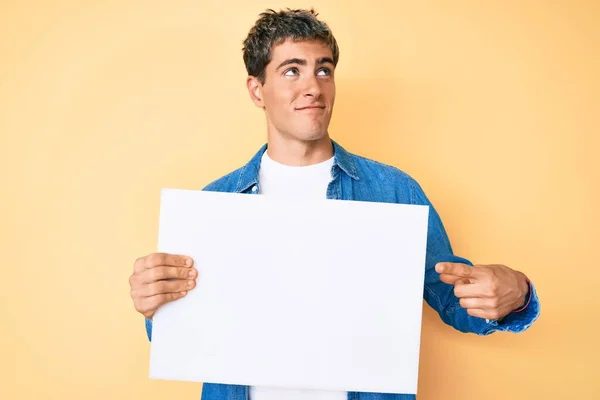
left=442, top=263, right=519, bottom=320
left=135, top=253, right=193, bottom=271
left=457, top=295, right=506, bottom=320
left=453, top=282, right=492, bottom=298
left=135, top=291, right=188, bottom=317
left=454, top=284, right=512, bottom=320
left=459, top=297, right=499, bottom=310
left=439, top=273, right=471, bottom=285
left=136, top=278, right=196, bottom=297
left=465, top=308, right=487, bottom=319
left=130, top=252, right=196, bottom=319
left=140, top=266, right=197, bottom=284
left=435, top=262, right=477, bottom=279
left=465, top=308, right=507, bottom=320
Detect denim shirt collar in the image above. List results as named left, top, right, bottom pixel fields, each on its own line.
left=234, top=139, right=359, bottom=193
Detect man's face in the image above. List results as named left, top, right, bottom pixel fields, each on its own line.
left=248, top=39, right=336, bottom=143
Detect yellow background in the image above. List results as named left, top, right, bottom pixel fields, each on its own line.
left=1, top=1, right=599, bottom=399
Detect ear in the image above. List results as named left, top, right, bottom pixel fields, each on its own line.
left=246, top=76, right=265, bottom=108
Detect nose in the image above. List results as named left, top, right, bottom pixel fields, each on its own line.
left=302, top=74, right=322, bottom=99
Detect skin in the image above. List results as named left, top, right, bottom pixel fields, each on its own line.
left=435, top=262, right=529, bottom=320
left=246, top=39, right=336, bottom=166
left=129, top=253, right=196, bottom=319
left=129, top=39, right=530, bottom=321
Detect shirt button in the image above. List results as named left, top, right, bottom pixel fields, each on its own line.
left=251, top=185, right=258, bottom=192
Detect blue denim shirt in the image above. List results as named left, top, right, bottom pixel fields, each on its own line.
left=145, top=140, right=540, bottom=400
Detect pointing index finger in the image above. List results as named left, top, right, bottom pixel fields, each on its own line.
left=436, top=262, right=478, bottom=279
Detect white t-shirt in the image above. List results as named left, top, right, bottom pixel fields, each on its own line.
left=258, top=150, right=335, bottom=199
left=250, top=151, right=346, bottom=400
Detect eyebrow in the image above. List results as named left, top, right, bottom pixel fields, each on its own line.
left=275, top=57, right=335, bottom=71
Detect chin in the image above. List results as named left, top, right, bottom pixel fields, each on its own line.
left=297, top=131, right=328, bottom=142
left=294, top=124, right=329, bottom=142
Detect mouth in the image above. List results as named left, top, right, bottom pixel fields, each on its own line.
left=295, top=105, right=326, bottom=111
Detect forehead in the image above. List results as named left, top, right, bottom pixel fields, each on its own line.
left=269, top=39, right=333, bottom=64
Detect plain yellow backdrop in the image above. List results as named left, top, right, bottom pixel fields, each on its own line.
left=1, top=1, right=599, bottom=399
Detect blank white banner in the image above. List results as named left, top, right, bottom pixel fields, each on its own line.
left=149, top=189, right=429, bottom=395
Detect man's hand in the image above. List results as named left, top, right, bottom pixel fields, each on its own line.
left=435, top=262, right=529, bottom=320
left=129, top=253, right=197, bottom=320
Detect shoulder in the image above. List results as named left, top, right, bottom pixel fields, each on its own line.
left=202, top=166, right=245, bottom=193
left=352, top=153, right=412, bottom=181
left=202, top=143, right=265, bottom=193
left=348, top=151, right=431, bottom=205
left=342, top=153, right=430, bottom=205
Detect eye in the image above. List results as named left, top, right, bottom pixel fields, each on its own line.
left=317, top=68, right=331, bottom=76
left=284, top=67, right=299, bottom=76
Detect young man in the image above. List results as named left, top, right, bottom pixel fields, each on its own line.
left=129, top=8, right=540, bottom=400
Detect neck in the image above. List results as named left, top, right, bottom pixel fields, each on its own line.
left=266, top=133, right=333, bottom=166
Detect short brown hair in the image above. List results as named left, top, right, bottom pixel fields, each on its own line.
left=242, top=8, right=340, bottom=84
